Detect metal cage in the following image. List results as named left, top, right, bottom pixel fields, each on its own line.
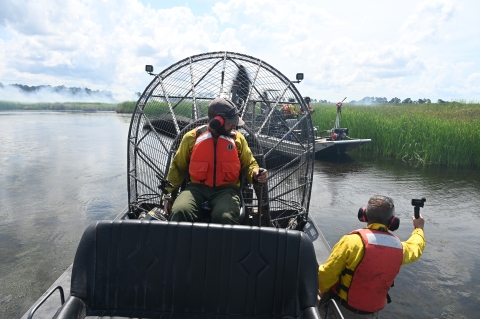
left=127, top=51, right=315, bottom=227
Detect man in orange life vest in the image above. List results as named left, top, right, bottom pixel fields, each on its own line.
left=164, top=97, right=267, bottom=225
left=318, top=195, right=426, bottom=318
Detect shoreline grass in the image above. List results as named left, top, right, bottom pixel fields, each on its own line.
left=311, top=102, right=480, bottom=168
left=0, top=101, right=118, bottom=112
left=116, top=101, right=136, bottom=113
left=4, top=100, right=479, bottom=168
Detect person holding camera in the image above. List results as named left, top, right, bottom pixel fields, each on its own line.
left=318, top=195, right=426, bottom=318
left=163, top=97, right=267, bottom=225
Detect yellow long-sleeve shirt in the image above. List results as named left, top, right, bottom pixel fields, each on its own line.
left=165, top=127, right=259, bottom=194
left=318, top=223, right=426, bottom=300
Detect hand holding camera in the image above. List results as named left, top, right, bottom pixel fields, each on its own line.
left=411, top=198, right=426, bottom=230
left=411, top=213, right=425, bottom=230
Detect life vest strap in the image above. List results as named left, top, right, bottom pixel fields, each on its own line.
left=196, top=125, right=208, bottom=138
left=341, top=268, right=354, bottom=276
left=336, top=267, right=354, bottom=293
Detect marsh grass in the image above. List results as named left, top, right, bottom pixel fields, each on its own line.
left=116, top=101, right=136, bottom=113
left=0, top=101, right=117, bottom=111
left=311, top=102, right=480, bottom=168
left=139, top=100, right=210, bottom=118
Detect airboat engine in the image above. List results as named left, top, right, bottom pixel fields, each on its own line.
left=329, top=128, right=349, bottom=141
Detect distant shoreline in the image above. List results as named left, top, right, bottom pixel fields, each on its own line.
left=3, top=100, right=479, bottom=168
left=0, top=100, right=136, bottom=113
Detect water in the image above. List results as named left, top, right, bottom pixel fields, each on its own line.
left=1, top=111, right=479, bottom=318
left=0, top=111, right=130, bottom=318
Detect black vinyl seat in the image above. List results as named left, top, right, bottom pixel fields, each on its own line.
left=53, top=221, right=320, bottom=319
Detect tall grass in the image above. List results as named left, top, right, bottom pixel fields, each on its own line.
left=136, top=100, right=210, bottom=118
left=116, top=101, right=136, bottom=113
left=0, top=101, right=23, bottom=110
left=311, top=102, right=480, bottom=168
left=0, top=101, right=117, bottom=111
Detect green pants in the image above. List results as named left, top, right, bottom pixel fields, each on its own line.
left=170, top=183, right=241, bottom=225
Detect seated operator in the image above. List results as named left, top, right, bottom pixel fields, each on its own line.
left=281, top=103, right=298, bottom=118
left=318, top=195, right=426, bottom=318
left=163, top=97, right=267, bottom=225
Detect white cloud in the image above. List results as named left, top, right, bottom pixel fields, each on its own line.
left=0, top=0, right=229, bottom=100
left=399, top=0, right=456, bottom=44
left=0, top=0, right=479, bottom=102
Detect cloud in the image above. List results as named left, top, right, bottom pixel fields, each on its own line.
left=0, top=0, right=479, bottom=103
left=399, top=0, right=456, bottom=44
left=212, top=0, right=341, bottom=51
left=0, top=1, right=23, bottom=27
left=0, top=0, right=230, bottom=101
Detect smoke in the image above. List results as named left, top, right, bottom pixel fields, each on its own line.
left=0, top=83, right=116, bottom=103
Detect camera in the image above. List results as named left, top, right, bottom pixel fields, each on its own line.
left=411, top=197, right=426, bottom=219
left=411, top=198, right=426, bottom=207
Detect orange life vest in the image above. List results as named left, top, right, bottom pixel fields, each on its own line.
left=332, top=228, right=403, bottom=312
left=189, top=126, right=241, bottom=187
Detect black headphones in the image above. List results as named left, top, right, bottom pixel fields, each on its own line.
left=209, top=108, right=239, bottom=130
left=357, top=203, right=400, bottom=231
left=209, top=115, right=225, bottom=130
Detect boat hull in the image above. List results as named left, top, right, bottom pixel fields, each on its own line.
left=315, top=138, right=371, bottom=155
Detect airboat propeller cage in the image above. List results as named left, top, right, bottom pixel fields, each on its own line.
left=127, top=51, right=315, bottom=226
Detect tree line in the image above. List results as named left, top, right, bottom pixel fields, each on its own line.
left=306, top=97, right=453, bottom=104
left=346, top=97, right=451, bottom=104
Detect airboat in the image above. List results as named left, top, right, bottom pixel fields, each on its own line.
left=23, top=52, right=344, bottom=319
left=313, top=100, right=371, bottom=156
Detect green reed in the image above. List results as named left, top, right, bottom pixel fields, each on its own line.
left=311, top=102, right=480, bottom=168
left=140, top=100, right=209, bottom=118
left=116, top=101, right=136, bottom=113
left=0, top=101, right=117, bottom=111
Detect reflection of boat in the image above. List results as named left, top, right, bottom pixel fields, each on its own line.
left=24, top=52, right=342, bottom=319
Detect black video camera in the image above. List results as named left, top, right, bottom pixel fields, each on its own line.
left=411, top=197, right=426, bottom=219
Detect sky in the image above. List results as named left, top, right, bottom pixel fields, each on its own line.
left=1, top=0, right=479, bottom=103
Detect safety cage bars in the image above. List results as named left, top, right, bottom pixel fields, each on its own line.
left=127, top=51, right=315, bottom=228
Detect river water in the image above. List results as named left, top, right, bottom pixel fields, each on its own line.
left=1, top=111, right=479, bottom=318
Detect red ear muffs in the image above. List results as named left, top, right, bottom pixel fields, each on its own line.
left=209, top=115, right=225, bottom=130
left=358, top=207, right=367, bottom=222
left=388, top=215, right=400, bottom=231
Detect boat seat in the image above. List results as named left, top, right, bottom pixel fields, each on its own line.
left=53, top=220, right=320, bottom=319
